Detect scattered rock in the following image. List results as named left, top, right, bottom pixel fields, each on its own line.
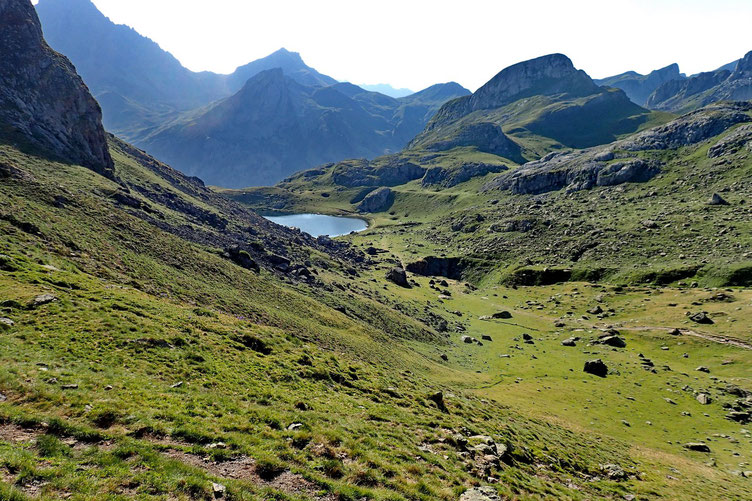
left=689, top=312, right=713, bottom=324
left=212, top=482, right=226, bottom=498
left=481, top=335, right=493, bottom=341
left=429, top=391, right=448, bottom=413
left=0, top=318, right=14, bottom=329
left=668, top=328, right=682, bottom=336
left=707, top=193, right=730, bottom=206
left=461, top=336, right=474, bottom=344
left=61, top=384, right=78, bottom=390
left=170, top=381, right=184, bottom=388
left=695, top=366, right=710, bottom=373
left=29, top=294, right=57, bottom=308
left=459, top=486, right=501, bottom=501
left=287, top=423, right=303, bottom=431
left=0, top=392, right=6, bottom=402
left=440, top=353, right=448, bottom=361
left=584, top=359, right=608, bottom=377
left=561, top=338, right=577, bottom=347
left=491, top=311, right=512, bottom=319
left=588, top=305, right=603, bottom=315
left=599, top=335, right=627, bottom=348
left=601, top=463, right=628, bottom=480
left=696, top=393, right=712, bottom=405
left=684, top=442, right=711, bottom=453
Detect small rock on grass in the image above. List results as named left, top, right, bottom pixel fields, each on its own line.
left=460, top=486, right=501, bottom=501
left=29, top=294, right=57, bottom=308
left=212, top=482, right=226, bottom=498
left=0, top=318, right=14, bottom=329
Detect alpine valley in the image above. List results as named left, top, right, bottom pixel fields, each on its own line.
left=0, top=0, right=751, bottom=500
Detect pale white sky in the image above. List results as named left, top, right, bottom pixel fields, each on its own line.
left=36, top=0, right=752, bottom=91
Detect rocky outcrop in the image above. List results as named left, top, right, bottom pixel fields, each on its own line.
left=483, top=102, right=751, bottom=195
left=421, top=122, right=523, bottom=160
left=332, top=157, right=426, bottom=188
left=483, top=150, right=659, bottom=195
left=708, top=124, right=752, bottom=157
left=0, top=0, right=113, bottom=175
left=356, top=187, right=393, bottom=213
left=421, top=162, right=509, bottom=188
left=621, top=102, right=752, bottom=151
left=406, top=257, right=466, bottom=280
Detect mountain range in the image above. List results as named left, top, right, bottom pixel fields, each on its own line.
left=3, top=0, right=752, bottom=499
left=35, top=0, right=469, bottom=187
left=598, top=54, right=752, bottom=112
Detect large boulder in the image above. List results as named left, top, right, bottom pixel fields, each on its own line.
left=0, top=0, right=113, bottom=175
left=584, top=359, right=608, bottom=377
left=357, top=187, right=393, bottom=213
left=386, top=267, right=410, bottom=288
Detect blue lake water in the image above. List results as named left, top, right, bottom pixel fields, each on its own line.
left=264, top=213, right=368, bottom=237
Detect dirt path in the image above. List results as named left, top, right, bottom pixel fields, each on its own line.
left=604, top=325, right=752, bottom=350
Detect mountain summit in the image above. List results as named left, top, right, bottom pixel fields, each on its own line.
left=427, top=54, right=599, bottom=129
left=411, top=54, right=650, bottom=157
left=0, top=0, right=112, bottom=174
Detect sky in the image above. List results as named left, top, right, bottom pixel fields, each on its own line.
left=34, top=0, right=752, bottom=91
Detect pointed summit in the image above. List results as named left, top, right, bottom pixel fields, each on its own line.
left=229, top=48, right=337, bottom=90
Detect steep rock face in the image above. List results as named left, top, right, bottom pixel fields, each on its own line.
left=596, top=64, right=683, bottom=105
left=0, top=0, right=112, bottom=175
left=426, top=54, right=600, bottom=130
left=483, top=102, right=751, bottom=195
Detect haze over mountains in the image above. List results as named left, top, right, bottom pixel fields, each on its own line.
left=33, top=0, right=752, bottom=190
left=35, top=0, right=469, bottom=187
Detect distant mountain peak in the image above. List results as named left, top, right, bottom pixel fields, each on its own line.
left=731, top=50, right=752, bottom=79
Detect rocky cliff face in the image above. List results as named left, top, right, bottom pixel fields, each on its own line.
left=0, top=0, right=112, bottom=175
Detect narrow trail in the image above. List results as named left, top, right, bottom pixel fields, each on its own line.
left=605, top=325, right=752, bottom=351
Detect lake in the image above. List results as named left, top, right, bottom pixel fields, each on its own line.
left=264, top=213, right=368, bottom=237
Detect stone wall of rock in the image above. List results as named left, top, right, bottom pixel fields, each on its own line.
left=0, top=0, right=113, bottom=175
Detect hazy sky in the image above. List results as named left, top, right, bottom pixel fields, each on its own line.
left=36, top=0, right=752, bottom=91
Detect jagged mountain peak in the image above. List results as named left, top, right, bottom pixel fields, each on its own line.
left=0, top=0, right=113, bottom=175
left=731, top=50, right=752, bottom=79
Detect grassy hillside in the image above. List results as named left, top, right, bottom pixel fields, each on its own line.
left=2, top=118, right=751, bottom=499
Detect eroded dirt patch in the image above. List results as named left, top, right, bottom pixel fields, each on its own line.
left=164, top=449, right=336, bottom=500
